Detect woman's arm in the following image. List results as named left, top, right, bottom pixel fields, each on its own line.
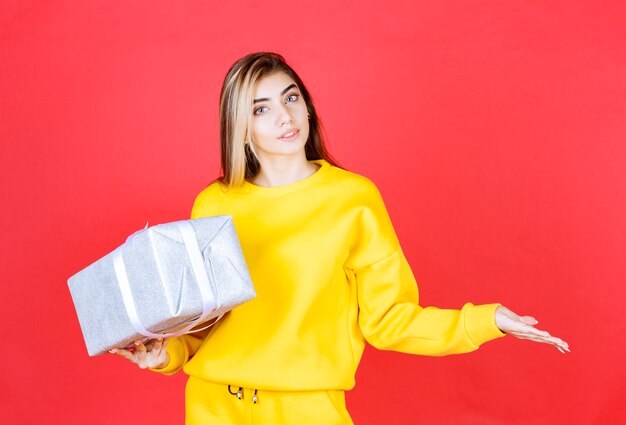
left=350, top=178, right=570, bottom=355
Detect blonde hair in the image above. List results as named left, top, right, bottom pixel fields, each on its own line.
left=218, top=52, right=339, bottom=187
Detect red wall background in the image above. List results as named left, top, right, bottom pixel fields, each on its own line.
left=1, top=1, right=625, bottom=424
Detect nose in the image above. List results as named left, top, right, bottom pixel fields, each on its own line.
left=276, top=103, right=294, bottom=127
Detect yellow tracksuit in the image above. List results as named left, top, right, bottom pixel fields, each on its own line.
left=152, top=159, right=506, bottom=424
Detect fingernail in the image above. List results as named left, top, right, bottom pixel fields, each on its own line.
left=109, top=349, right=116, bottom=353
left=135, top=341, right=140, bottom=346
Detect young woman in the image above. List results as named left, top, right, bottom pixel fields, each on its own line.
left=111, top=52, right=570, bottom=424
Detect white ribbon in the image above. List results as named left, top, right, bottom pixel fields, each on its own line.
left=112, top=221, right=219, bottom=339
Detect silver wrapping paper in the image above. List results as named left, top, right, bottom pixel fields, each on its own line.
left=68, top=216, right=255, bottom=356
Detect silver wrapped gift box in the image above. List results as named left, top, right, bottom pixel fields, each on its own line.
left=68, top=216, right=255, bottom=356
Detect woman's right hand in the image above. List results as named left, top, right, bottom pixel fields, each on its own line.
left=109, top=338, right=170, bottom=369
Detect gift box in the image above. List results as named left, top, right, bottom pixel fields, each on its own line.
left=68, top=216, right=255, bottom=356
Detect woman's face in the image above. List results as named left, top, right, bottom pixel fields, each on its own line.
left=249, top=72, right=310, bottom=161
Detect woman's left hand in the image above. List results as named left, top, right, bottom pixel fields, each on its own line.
left=495, top=305, right=570, bottom=353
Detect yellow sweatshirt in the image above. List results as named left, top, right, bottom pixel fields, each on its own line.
left=153, top=159, right=506, bottom=390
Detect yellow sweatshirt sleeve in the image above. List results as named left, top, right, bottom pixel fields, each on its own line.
left=349, top=180, right=506, bottom=355
left=354, top=249, right=505, bottom=355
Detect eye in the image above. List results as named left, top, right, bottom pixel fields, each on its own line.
left=285, top=94, right=299, bottom=103
left=254, top=106, right=268, bottom=115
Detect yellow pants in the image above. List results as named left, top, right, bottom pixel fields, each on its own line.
left=185, top=377, right=354, bottom=424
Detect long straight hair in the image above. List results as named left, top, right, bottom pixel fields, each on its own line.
left=218, top=52, right=340, bottom=187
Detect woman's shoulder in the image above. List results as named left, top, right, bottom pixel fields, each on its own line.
left=325, top=162, right=383, bottom=199
left=190, top=178, right=234, bottom=218
left=192, top=177, right=254, bottom=208
left=194, top=179, right=227, bottom=201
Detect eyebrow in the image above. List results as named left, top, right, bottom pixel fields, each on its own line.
left=253, top=84, right=298, bottom=104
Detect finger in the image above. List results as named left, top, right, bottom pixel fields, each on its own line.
left=159, top=338, right=169, bottom=358
left=161, top=337, right=169, bottom=351
left=143, top=338, right=157, bottom=352
left=135, top=340, right=147, bottom=355
left=150, top=338, right=165, bottom=358
left=136, top=341, right=150, bottom=368
left=510, top=332, right=570, bottom=351
left=509, top=331, right=553, bottom=344
left=109, top=348, right=137, bottom=363
left=531, top=333, right=562, bottom=346
left=556, top=342, right=571, bottom=353
left=152, top=338, right=163, bottom=353
left=555, top=339, right=570, bottom=351
left=508, top=331, right=537, bottom=341
left=517, top=324, right=551, bottom=339
left=544, top=335, right=568, bottom=348
left=546, top=338, right=569, bottom=351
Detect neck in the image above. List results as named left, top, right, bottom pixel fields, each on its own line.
left=251, top=154, right=320, bottom=187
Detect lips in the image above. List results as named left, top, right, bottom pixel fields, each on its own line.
left=279, top=129, right=300, bottom=140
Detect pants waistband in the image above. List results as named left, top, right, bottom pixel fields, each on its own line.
left=227, top=385, right=259, bottom=404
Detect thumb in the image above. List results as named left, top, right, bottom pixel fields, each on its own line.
left=521, top=316, right=539, bottom=325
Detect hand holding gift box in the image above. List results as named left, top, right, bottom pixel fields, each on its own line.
left=68, top=216, right=256, bottom=356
